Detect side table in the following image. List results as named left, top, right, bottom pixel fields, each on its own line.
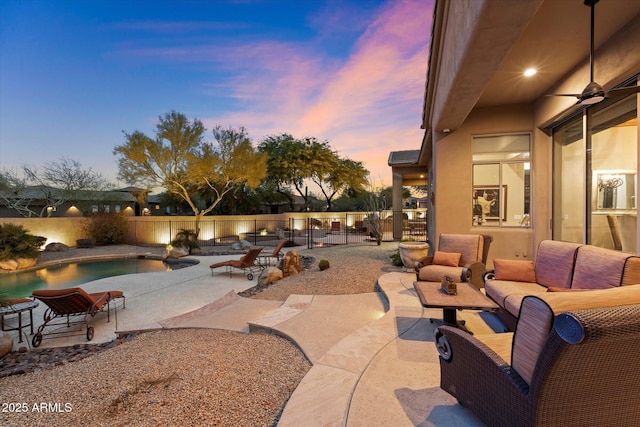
left=0, top=298, right=40, bottom=343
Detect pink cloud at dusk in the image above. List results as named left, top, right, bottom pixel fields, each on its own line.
left=206, top=0, right=433, bottom=189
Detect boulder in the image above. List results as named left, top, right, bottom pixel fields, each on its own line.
left=258, top=267, right=283, bottom=286
left=0, top=333, right=13, bottom=358
left=45, top=242, right=69, bottom=252
left=278, top=250, right=302, bottom=277
left=240, top=239, right=253, bottom=249
left=0, top=260, right=19, bottom=271
left=166, top=246, right=189, bottom=259
left=16, top=258, right=37, bottom=269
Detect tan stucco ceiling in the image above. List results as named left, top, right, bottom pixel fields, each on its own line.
left=423, top=0, right=640, bottom=133
left=478, top=0, right=640, bottom=108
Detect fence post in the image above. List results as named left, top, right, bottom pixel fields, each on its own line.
left=345, top=214, right=348, bottom=245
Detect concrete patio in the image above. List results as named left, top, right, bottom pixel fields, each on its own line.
left=2, top=250, right=502, bottom=426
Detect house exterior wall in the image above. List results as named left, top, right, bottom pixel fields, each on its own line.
left=425, top=1, right=640, bottom=264
left=433, top=104, right=536, bottom=266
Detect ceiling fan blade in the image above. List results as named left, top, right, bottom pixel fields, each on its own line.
left=606, top=86, right=640, bottom=98
left=546, top=93, right=581, bottom=98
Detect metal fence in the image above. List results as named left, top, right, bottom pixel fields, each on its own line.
left=125, top=210, right=427, bottom=249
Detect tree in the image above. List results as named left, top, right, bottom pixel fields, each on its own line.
left=258, top=135, right=369, bottom=211
left=113, top=111, right=267, bottom=234
left=257, top=134, right=310, bottom=210
left=0, top=158, right=113, bottom=217
left=312, top=157, right=369, bottom=210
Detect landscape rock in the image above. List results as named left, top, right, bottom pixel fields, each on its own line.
left=278, top=250, right=302, bottom=277
left=0, top=333, right=13, bottom=358
left=258, top=267, right=283, bottom=286
left=0, top=259, right=19, bottom=271
left=231, top=240, right=255, bottom=250
left=16, top=257, right=37, bottom=269
left=166, top=246, right=189, bottom=259
left=45, top=242, right=69, bottom=252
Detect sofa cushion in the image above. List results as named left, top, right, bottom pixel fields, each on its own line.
left=511, top=285, right=640, bottom=385
left=484, top=280, right=546, bottom=314
left=534, top=240, right=581, bottom=289
left=438, top=234, right=483, bottom=266
left=493, top=259, right=536, bottom=282
left=571, top=245, right=631, bottom=289
left=418, top=265, right=464, bottom=282
left=475, top=332, right=514, bottom=365
left=622, top=257, right=640, bottom=285
left=433, top=251, right=462, bottom=267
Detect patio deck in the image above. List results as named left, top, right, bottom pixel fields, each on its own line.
left=1, top=250, right=500, bottom=426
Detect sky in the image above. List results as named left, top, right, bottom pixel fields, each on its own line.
left=0, top=0, right=433, bottom=194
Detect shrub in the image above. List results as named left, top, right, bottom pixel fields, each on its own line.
left=0, top=223, right=45, bottom=261
left=171, top=229, right=200, bottom=254
left=390, top=250, right=403, bottom=266
left=82, top=212, right=129, bottom=245
left=318, top=258, right=330, bottom=271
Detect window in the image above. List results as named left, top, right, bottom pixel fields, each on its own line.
left=472, top=133, right=531, bottom=227
left=553, top=91, right=637, bottom=251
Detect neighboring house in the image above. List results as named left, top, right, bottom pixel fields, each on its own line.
left=0, top=186, right=149, bottom=217
left=390, top=0, right=640, bottom=263
left=260, top=195, right=307, bottom=214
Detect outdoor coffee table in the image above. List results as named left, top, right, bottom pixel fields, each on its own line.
left=413, top=281, right=498, bottom=334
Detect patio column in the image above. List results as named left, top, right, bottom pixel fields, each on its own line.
left=392, top=172, right=403, bottom=240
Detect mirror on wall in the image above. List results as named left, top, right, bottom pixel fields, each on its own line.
left=594, top=170, right=637, bottom=211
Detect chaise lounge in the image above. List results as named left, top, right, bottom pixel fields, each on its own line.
left=209, top=247, right=264, bottom=280
left=31, top=287, right=125, bottom=347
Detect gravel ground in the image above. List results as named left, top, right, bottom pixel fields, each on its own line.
left=0, top=242, right=403, bottom=426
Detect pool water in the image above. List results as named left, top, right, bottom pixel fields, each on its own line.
left=0, top=258, right=195, bottom=298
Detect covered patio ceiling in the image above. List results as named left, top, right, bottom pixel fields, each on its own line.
left=390, top=0, right=640, bottom=183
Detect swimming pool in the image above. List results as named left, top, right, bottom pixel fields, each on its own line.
left=0, top=257, right=198, bottom=298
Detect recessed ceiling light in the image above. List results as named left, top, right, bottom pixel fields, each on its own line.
left=524, top=68, right=537, bottom=77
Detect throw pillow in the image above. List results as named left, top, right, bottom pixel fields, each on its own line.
left=433, top=251, right=462, bottom=267
left=493, top=259, right=536, bottom=282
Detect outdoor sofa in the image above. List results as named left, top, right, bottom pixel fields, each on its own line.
left=435, top=285, right=640, bottom=427
left=483, top=240, right=640, bottom=330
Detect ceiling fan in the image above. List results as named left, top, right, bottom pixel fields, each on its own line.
left=548, top=0, right=640, bottom=106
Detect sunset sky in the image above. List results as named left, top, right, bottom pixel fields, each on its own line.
left=0, top=0, right=433, bottom=194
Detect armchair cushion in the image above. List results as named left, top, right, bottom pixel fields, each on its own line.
left=493, top=259, right=536, bottom=282
left=432, top=251, right=462, bottom=267
left=438, top=234, right=484, bottom=266
left=418, top=265, right=465, bottom=282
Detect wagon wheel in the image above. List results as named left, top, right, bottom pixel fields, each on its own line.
left=247, top=273, right=254, bottom=280
left=86, top=326, right=94, bottom=341
left=32, top=333, right=43, bottom=348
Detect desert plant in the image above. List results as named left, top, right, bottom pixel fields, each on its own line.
left=82, top=211, right=129, bottom=245
left=0, top=223, right=45, bottom=261
left=318, top=258, right=330, bottom=271
left=171, top=228, right=200, bottom=254
left=390, top=251, right=403, bottom=266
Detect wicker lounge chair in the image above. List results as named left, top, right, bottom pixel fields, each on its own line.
left=30, top=287, right=125, bottom=347
left=435, top=289, right=640, bottom=426
left=209, top=247, right=264, bottom=280
left=415, top=233, right=492, bottom=289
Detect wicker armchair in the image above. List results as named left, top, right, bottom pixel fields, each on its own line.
left=415, top=233, right=492, bottom=288
left=435, top=292, right=640, bottom=427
